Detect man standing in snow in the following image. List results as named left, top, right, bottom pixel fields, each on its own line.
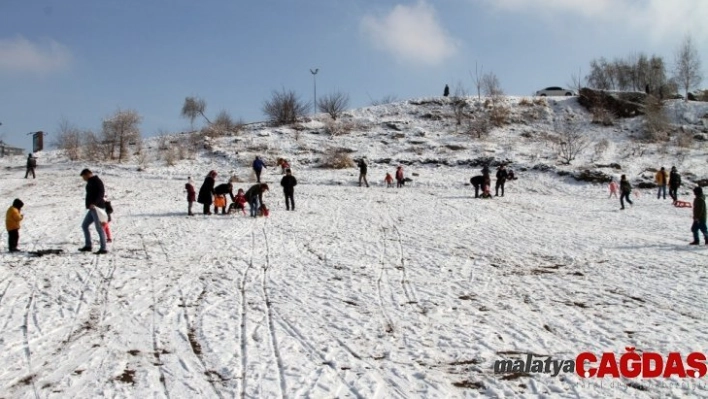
left=655, top=167, right=668, bottom=200
left=443, top=84, right=450, bottom=97
left=689, top=186, right=707, bottom=245
left=25, top=153, right=37, bottom=179
left=495, top=165, right=508, bottom=197
left=669, top=166, right=682, bottom=203
left=253, top=156, right=266, bottom=183
left=619, top=174, right=633, bottom=210
left=357, top=158, right=369, bottom=188
left=79, top=169, right=108, bottom=254
left=281, top=169, right=297, bottom=211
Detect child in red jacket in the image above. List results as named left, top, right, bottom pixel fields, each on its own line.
left=384, top=173, right=394, bottom=188
left=229, top=188, right=247, bottom=215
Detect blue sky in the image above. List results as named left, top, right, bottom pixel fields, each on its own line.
left=1, top=0, right=706, bottom=151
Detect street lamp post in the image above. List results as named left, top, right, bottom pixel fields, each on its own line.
left=310, top=68, right=319, bottom=116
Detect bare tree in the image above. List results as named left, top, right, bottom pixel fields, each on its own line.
left=181, top=96, right=211, bottom=127
left=53, top=118, right=82, bottom=160
left=369, top=94, right=398, bottom=106
left=554, top=120, right=589, bottom=164
left=470, top=62, right=483, bottom=100
left=568, top=67, right=586, bottom=93
left=481, top=72, right=503, bottom=97
left=81, top=130, right=103, bottom=162
left=102, top=109, right=142, bottom=163
left=673, top=34, right=703, bottom=100
left=318, top=91, right=350, bottom=120
left=262, top=89, right=309, bottom=126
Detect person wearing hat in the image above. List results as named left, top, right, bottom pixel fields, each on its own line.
left=185, top=177, right=196, bottom=216
left=79, top=169, right=108, bottom=254
left=669, top=166, right=682, bottom=203
left=280, top=169, right=297, bottom=211
left=5, top=199, right=24, bottom=252
left=197, top=170, right=217, bottom=215
left=689, top=186, right=707, bottom=245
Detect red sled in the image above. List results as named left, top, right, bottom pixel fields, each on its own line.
left=674, top=200, right=692, bottom=208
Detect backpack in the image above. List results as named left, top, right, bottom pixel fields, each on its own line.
left=28, top=158, right=37, bottom=167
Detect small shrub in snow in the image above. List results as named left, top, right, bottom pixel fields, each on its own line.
left=553, top=120, right=589, bottom=164
left=321, top=148, right=354, bottom=169
left=589, top=138, right=610, bottom=163
left=262, top=89, right=309, bottom=126
left=533, top=97, right=547, bottom=106
left=675, top=131, right=694, bottom=148
left=518, top=97, right=533, bottom=107
left=643, top=96, right=669, bottom=141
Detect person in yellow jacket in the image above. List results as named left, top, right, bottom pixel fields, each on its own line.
left=5, top=199, right=24, bottom=252
left=655, top=167, right=668, bottom=200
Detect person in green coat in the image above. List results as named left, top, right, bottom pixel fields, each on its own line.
left=689, top=186, right=707, bottom=245
left=619, top=175, right=633, bottom=210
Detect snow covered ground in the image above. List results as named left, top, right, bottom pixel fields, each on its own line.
left=1, top=97, right=708, bottom=398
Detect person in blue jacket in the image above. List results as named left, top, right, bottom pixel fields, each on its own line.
left=253, top=156, right=267, bottom=183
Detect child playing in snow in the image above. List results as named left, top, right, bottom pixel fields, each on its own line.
left=229, top=188, right=247, bottom=215
left=103, top=199, right=113, bottom=243
left=5, top=199, right=24, bottom=252
left=186, top=177, right=196, bottom=216
left=384, top=173, right=394, bottom=188
left=608, top=179, right=618, bottom=198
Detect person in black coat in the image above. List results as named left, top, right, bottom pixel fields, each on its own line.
left=25, top=154, right=37, bottom=179
left=197, top=170, right=217, bottom=215
left=669, top=166, right=682, bottom=203
left=470, top=175, right=484, bottom=198
left=79, top=169, right=108, bottom=254
left=245, top=183, right=269, bottom=218
left=213, top=182, right=234, bottom=214
left=443, top=84, right=450, bottom=97
left=280, top=169, right=297, bottom=211
left=495, top=165, right=508, bottom=197
left=357, top=158, right=369, bottom=188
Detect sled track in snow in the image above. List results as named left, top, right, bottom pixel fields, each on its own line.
left=238, top=226, right=256, bottom=399
left=150, top=272, right=170, bottom=399
left=390, top=225, right=424, bottom=314
left=21, top=289, right=39, bottom=399
left=178, top=287, right=223, bottom=399
left=64, top=255, right=101, bottom=344
left=260, top=224, right=287, bottom=399
left=274, top=311, right=365, bottom=399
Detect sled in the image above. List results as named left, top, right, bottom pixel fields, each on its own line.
left=673, top=200, right=692, bottom=208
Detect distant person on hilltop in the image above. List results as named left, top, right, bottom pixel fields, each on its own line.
left=669, top=166, right=682, bottom=203
left=443, top=84, right=450, bottom=97
left=253, top=156, right=266, bottom=183
left=197, top=170, right=217, bottom=215
left=357, top=158, right=369, bottom=188
left=655, top=167, right=668, bottom=200
left=689, top=186, right=707, bottom=245
left=25, top=153, right=37, bottom=179
left=619, top=174, right=633, bottom=210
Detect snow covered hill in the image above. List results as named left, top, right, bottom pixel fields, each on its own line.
left=1, top=96, right=707, bottom=398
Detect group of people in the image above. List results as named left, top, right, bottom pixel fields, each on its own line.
left=358, top=158, right=407, bottom=188
left=186, top=157, right=299, bottom=218
left=470, top=165, right=515, bottom=199
left=6, top=168, right=114, bottom=254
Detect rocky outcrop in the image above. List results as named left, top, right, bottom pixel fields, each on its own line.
left=578, top=88, right=647, bottom=118
left=572, top=169, right=612, bottom=183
